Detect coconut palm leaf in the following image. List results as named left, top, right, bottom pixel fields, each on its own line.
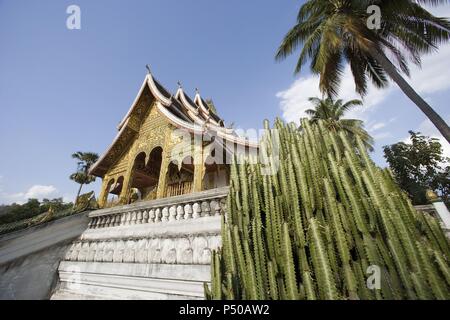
left=276, top=0, right=450, bottom=142
left=305, top=96, right=374, bottom=151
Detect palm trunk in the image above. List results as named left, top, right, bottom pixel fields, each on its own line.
left=372, top=49, right=450, bottom=143
left=75, top=183, right=83, bottom=205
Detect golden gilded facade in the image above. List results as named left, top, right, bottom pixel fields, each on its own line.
left=90, top=71, right=257, bottom=208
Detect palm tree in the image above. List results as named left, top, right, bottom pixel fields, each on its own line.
left=276, top=0, right=450, bottom=143
left=306, top=96, right=374, bottom=151
left=69, top=151, right=99, bottom=203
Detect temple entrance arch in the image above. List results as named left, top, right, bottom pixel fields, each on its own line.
left=100, top=178, right=115, bottom=207
left=111, top=176, right=124, bottom=195
left=147, top=146, right=163, bottom=179
left=100, top=176, right=125, bottom=207
left=129, top=147, right=163, bottom=202
left=165, top=156, right=194, bottom=197
left=203, top=153, right=229, bottom=190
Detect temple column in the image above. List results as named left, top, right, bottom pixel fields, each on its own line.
left=98, top=177, right=110, bottom=208
left=156, top=153, right=169, bottom=198
left=193, top=139, right=204, bottom=193
left=119, top=165, right=134, bottom=205
left=156, top=126, right=175, bottom=199
left=193, top=164, right=204, bottom=192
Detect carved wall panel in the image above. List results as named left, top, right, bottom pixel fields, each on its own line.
left=63, top=234, right=221, bottom=265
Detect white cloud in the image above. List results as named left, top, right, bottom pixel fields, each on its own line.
left=24, top=185, right=57, bottom=199
left=276, top=76, right=321, bottom=123
left=408, top=44, right=450, bottom=95
left=0, top=184, right=59, bottom=205
left=366, top=118, right=397, bottom=140
left=277, top=41, right=450, bottom=125
left=276, top=15, right=450, bottom=151
left=369, top=122, right=387, bottom=132
left=276, top=65, right=390, bottom=124
left=372, top=131, right=393, bottom=140
left=276, top=0, right=450, bottom=126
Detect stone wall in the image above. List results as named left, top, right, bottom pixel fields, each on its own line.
left=0, top=213, right=89, bottom=299
left=0, top=190, right=447, bottom=300
left=51, top=187, right=228, bottom=300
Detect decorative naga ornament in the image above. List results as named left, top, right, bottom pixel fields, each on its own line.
left=426, top=189, right=440, bottom=202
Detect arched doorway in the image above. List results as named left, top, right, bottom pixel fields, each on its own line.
left=203, top=153, right=229, bottom=190
left=165, top=156, right=194, bottom=197
left=102, top=176, right=124, bottom=208
left=102, top=178, right=115, bottom=207
left=129, top=147, right=163, bottom=202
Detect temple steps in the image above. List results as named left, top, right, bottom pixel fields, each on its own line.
left=51, top=262, right=208, bottom=300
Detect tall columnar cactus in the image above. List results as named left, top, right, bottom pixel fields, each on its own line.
left=205, top=119, right=450, bottom=300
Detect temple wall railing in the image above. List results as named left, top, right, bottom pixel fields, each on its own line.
left=87, top=186, right=226, bottom=229
left=165, top=181, right=193, bottom=198
left=51, top=187, right=229, bottom=300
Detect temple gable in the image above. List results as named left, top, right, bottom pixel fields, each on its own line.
left=91, top=71, right=258, bottom=208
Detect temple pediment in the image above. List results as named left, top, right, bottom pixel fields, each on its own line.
left=89, top=69, right=258, bottom=208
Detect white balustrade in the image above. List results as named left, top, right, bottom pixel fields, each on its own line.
left=86, top=188, right=229, bottom=229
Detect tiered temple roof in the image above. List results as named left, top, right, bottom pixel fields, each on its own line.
left=90, top=69, right=258, bottom=177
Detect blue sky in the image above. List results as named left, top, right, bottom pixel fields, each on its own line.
left=0, top=0, right=449, bottom=204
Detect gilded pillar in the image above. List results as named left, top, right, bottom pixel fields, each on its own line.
left=117, top=115, right=141, bottom=205
left=193, top=164, right=204, bottom=192
left=98, top=177, right=110, bottom=208
left=119, top=163, right=134, bottom=205
left=156, top=127, right=172, bottom=199
left=156, top=154, right=169, bottom=198
left=193, top=137, right=204, bottom=193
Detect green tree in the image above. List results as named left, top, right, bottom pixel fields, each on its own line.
left=306, top=96, right=374, bottom=151
left=383, top=131, right=449, bottom=206
left=431, top=166, right=450, bottom=205
left=40, top=198, right=73, bottom=213
left=0, top=198, right=72, bottom=225
left=0, top=199, right=41, bottom=224
left=276, top=0, right=450, bottom=143
left=70, top=151, right=99, bottom=204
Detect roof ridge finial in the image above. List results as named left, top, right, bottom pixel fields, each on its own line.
left=195, top=87, right=200, bottom=95
left=145, top=64, right=152, bottom=74
left=177, top=81, right=182, bottom=88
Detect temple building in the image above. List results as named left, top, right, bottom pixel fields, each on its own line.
left=89, top=69, right=258, bottom=208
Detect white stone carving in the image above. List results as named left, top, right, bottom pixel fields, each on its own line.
left=113, top=240, right=125, bottom=263
left=123, top=239, right=135, bottom=263
left=104, top=241, right=115, bottom=262
left=66, top=232, right=220, bottom=266
left=87, top=188, right=227, bottom=229
left=135, top=239, right=148, bottom=263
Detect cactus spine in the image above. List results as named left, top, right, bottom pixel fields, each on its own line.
left=206, top=119, right=450, bottom=300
